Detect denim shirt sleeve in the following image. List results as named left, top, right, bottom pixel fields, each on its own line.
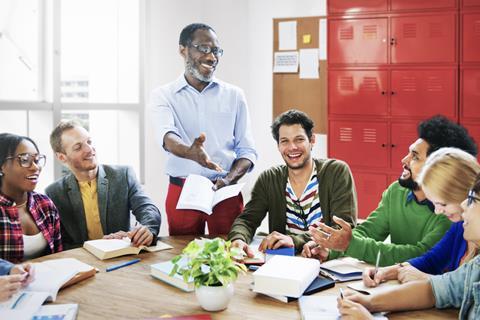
left=0, top=259, right=14, bottom=275
left=430, top=262, right=469, bottom=309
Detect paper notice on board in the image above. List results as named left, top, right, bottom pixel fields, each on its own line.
left=319, top=19, right=327, bottom=60
left=278, top=21, right=297, bottom=50
left=299, top=49, right=319, bottom=79
left=273, top=51, right=298, bottom=73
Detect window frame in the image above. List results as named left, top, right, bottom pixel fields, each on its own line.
left=0, top=0, right=146, bottom=183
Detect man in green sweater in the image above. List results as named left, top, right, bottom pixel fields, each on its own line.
left=304, top=115, right=478, bottom=266
left=228, top=110, right=357, bottom=256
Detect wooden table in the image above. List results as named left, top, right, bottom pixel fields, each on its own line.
left=33, top=236, right=458, bottom=319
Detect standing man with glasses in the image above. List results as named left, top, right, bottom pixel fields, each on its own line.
left=228, top=110, right=357, bottom=256
left=46, top=121, right=161, bottom=249
left=149, top=23, right=257, bottom=235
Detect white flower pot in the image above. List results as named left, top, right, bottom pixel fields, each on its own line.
left=195, top=283, right=234, bottom=311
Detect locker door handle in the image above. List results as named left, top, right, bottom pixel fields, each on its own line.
left=390, top=91, right=396, bottom=95
left=381, top=91, right=387, bottom=95
left=391, top=144, right=396, bottom=148
left=381, top=143, right=387, bottom=147
left=390, top=38, right=396, bottom=46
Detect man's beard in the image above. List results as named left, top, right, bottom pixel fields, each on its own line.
left=185, top=59, right=213, bottom=83
left=398, top=170, right=420, bottom=191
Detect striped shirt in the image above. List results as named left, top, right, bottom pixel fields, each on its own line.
left=285, top=165, right=322, bottom=234
left=0, top=192, right=62, bottom=263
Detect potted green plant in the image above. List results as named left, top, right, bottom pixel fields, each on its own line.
left=170, top=237, right=247, bottom=311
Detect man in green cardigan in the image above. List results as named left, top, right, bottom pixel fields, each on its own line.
left=228, top=110, right=357, bottom=256
left=305, top=115, right=477, bottom=266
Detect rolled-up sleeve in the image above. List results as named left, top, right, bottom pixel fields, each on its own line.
left=233, top=89, right=257, bottom=168
left=430, top=264, right=467, bottom=309
left=149, top=88, right=181, bottom=151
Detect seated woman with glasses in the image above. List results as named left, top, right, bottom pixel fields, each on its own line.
left=338, top=153, right=480, bottom=319
left=0, top=133, right=62, bottom=263
left=361, top=147, right=480, bottom=287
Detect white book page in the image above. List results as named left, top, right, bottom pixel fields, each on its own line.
left=211, top=182, right=245, bottom=208
left=86, top=239, right=131, bottom=252
left=176, top=174, right=215, bottom=214
left=27, top=263, right=77, bottom=301
left=321, top=257, right=365, bottom=274
left=0, top=291, right=49, bottom=320
left=41, top=258, right=94, bottom=273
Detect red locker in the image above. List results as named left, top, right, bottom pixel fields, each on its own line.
left=329, top=18, right=388, bottom=64
left=462, top=68, right=480, bottom=119
left=352, top=172, right=388, bottom=219
left=462, top=12, right=480, bottom=63
left=391, top=69, right=456, bottom=118
left=390, top=122, right=419, bottom=169
left=460, top=123, right=480, bottom=161
left=328, top=0, right=387, bottom=15
left=329, top=70, right=388, bottom=116
left=329, top=120, right=389, bottom=168
left=391, top=14, right=456, bottom=64
left=391, top=0, right=457, bottom=11
left=463, top=0, right=480, bottom=8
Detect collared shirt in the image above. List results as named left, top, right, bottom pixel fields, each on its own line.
left=406, top=190, right=435, bottom=212
left=149, top=75, right=257, bottom=180
left=79, top=180, right=104, bottom=240
left=430, top=255, right=480, bottom=319
left=285, top=163, right=322, bottom=234
left=0, top=192, right=62, bottom=263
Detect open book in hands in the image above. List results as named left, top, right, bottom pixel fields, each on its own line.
left=0, top=258, right=94, bottom=320
left=83, top=238, right=173, bottom=260
left=176, top=174, right=245, bottom=215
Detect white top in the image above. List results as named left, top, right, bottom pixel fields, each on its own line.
left=23, top=232, right=48, bottom=260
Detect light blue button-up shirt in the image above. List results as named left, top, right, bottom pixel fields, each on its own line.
left=149, top=75, right=257, bottom=180
left=430, top=255, right=480, bottom=319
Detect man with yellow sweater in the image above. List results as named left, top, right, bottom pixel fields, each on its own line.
left=46, top=121, right=161, bottom=249
left=304, top=116, right=477, bottom=266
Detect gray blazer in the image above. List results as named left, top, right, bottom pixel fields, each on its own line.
left=45, top=164, right=161, bottom=249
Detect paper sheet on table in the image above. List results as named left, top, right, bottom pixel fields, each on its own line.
left=319, top=18, right=327, bottom=60
left=299, top=49, right=319, bottom=79
left=273, top=51, right=298, bottom=73
left=278, top=21, right=297, bottom=50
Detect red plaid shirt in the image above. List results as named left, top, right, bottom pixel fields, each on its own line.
left=0, top=192, right=62, bottom=263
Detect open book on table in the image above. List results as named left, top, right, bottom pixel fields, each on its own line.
left=320, top=257, right=366, bottom=282
left=84, top=238, right=173, bottom=260
left=0, top=258, right=94, bottom=320
left=176, top=174, right=245, bottom=215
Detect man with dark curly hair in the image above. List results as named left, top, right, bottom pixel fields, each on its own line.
left=304, top=115, right=478, bottom=266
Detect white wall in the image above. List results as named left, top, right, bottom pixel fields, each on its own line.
left=145, top=0, right=327, bottom=236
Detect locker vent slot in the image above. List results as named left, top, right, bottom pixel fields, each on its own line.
left=403, top=23, right=417, bottom=38
left=475, top=20, right=480, bottom=38
left=339, top=127, right=353, bottom=142
left=429, top=22, right=443, bottom=38
left=363, top=25, right=377, bottom=40
left=339, top=76, right=354, bottom=91
left=361, top=77, right=379, bottom=92
left=400, top=76, right=417, bottom=92
left=427, top=76, right=443, bottom=92
left=363, top=128, right=377, bottom=143
left=340, top=26, right=354, bottom=40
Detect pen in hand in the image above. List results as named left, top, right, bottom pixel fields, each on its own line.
left=373, top=250, right=381, bottom=278
left=339, top=288, right=344, bottom=300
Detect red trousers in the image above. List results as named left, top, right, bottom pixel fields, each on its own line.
left=165, top=181, right=244, bottom=235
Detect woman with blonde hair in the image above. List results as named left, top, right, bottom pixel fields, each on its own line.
left=339, top=170, right=480, bottom=319
left=362, top=147, right=480, bottom=286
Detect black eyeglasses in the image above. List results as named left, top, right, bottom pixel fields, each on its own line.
left=5, top=153, right=46, bottom=168
left=292, top=200, right=309, bottom=231
left=190, top=44, right=224, bottom=57
left=467, top=189, right=480, bottom=207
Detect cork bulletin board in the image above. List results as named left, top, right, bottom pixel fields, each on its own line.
left=273, top=16, right=327, bottom=134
